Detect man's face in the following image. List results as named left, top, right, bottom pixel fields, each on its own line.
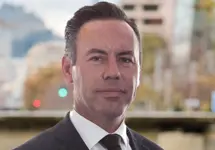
left=63, top=19, right=140, bottom=118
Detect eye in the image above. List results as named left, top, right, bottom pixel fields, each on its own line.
left=89, top=56, right=102, bottom=61
left=119, top=57, right=133, bottom=63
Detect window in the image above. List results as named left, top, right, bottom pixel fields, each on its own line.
left=123, top=4, right=135, bottom=10
left=143, top=18, right=163, bottom=25
left=143, top=4, right=159, bottom=11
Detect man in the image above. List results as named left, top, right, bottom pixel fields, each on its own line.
left=15, top=1, right=163, bottom=150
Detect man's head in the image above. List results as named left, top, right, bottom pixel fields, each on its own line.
left=62, top=1, right=142, bottom=120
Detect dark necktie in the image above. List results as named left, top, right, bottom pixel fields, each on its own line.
left=99, top=134, right=122, bottom=150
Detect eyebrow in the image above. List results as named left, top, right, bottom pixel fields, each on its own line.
left=86, top=48, right=134, bottom=56
left=86, top=48, right=108, bottom=56
left=116, top=51, right=133, bottom=57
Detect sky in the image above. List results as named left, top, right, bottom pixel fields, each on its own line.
left=0, top=0, right=120, bottom=36
left=0, top=0, right=195, bottom=47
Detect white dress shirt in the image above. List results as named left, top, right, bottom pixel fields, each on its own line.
left=69, top=110, right=132, bottom=150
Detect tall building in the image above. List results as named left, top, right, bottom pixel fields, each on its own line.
left=120, top=0, right=176, bottom=50
left=0, top=3, right=62, bottom=58
left=26, top=41, right=65, bottom=75
left=0, top=29, right=12, bottom=57
left=24, top=41, right=73, bottom=110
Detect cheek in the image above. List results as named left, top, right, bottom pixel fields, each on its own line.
left=122, top=70, right=139, bottom=95
left=79, top=66, right=100, bottom=87
left=82, top=64, right=103, bottom=78
left=121, top=68, right=138, bottom=81
left=72, top=67, right=84, bottom=92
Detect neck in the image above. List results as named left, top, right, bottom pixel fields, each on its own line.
left=74, top=106, right=125, bottom=133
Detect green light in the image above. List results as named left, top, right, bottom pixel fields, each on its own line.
left=58, top=88, right=68, bottom=98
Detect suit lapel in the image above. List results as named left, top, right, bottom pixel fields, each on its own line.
left=52, top=112, right=155, bottom=150
left=127, top=128, right=150, bottom=150
left=53, top=112, right=89, bottom=150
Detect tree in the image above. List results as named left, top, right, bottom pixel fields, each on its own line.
left=142, top=33, right=167, bottom=75
left=184, top=74, right=215, bottom=111
left=130, top=83, right=161, bottom=110
left=24, top=63, right=62, bottom=109
left=197, top=74, right=215, bottom=99
left=130, top=34, right=167, bottom=110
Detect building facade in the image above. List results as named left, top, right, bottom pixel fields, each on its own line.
left=120, top=0, right=176, bottom=50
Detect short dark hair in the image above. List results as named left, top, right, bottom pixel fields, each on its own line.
left=64, top=1, right=141, bottom=64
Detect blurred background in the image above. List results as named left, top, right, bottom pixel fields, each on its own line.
left=1, top=0, right=215, bottom=149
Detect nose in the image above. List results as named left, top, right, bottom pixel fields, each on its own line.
left=102, top=57, right=121, bottom=80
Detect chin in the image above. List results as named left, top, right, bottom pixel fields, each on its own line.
left=103, top=107, right=126, bottom=119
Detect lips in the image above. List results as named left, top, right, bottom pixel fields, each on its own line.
left=95, top=88, right=126, bottom=98
left=95, top=88, right=126, bottom=93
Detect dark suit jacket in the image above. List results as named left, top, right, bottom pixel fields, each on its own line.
left=14, top=112, right=163, bottom=150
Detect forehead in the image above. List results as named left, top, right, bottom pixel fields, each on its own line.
left=76, top=19, right=138, bottom=52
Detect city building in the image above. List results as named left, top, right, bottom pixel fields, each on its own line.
left=26, top=40, right=65, bottom=75
left=120, top=0, right=176, bottom=50
left=1, top=58, right=27, bottom=109
left=24, top=41, right=72, bottom=110
left=0, top=19, right=14, bottom=57
left=0, top=3, right=62, bottom=58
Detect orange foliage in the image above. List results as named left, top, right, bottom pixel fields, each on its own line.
left=24, top=63, right=62, bottom=109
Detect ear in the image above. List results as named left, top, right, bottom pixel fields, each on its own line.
left=62, top=56, right=73, bottom=84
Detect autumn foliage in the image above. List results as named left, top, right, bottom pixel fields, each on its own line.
left=24, top=63, right=63, bottom=109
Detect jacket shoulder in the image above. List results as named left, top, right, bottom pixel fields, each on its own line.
left=13, top=126, right=63, bottom=150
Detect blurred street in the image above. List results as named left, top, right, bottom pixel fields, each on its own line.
left=1, top=0, right=215, bottom=149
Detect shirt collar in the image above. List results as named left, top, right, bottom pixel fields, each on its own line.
left=69, top=110, right=128, bottom=149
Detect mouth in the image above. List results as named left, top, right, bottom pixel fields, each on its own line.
left=95, top=88, right=126, bottom=98
left=95, top=88, right=126, bottom=94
